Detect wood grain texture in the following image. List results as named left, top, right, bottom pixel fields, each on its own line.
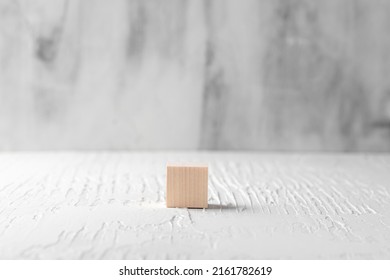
left=1, top=0, right=390, bottom=151
left=0, top=152, right=389, bottom=259
left=167, top=165, right=208, bottom=208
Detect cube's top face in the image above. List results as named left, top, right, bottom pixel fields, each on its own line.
left=166, top=165, right=208, bottom=209
left=167, top=163, right=208, bottom=168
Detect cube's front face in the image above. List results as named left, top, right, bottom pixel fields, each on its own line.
left=166, top=165, right=208, bottom=208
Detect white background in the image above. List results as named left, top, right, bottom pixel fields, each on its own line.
left=1, top=260, right=389, bottom=280
left=1, top=0, right=390, bottom=151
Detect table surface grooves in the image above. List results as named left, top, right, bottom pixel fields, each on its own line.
left=0, top=152, right=389, bottom=259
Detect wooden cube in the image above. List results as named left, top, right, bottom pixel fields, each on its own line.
left=166, top=165, right=208, bottom=208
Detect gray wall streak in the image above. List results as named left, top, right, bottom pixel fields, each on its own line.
left=1, top=0, right=390, bottom=151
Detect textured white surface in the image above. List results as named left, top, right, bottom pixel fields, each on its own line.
left=0, top=152, right=390, bottom=259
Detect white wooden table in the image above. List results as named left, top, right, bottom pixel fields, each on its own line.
left=0, top=152, right=389, bottom=259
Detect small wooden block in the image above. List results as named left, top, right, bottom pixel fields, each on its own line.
left=166, top=165, right=208, bottom=208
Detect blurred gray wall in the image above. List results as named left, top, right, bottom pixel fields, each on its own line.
left=1, top=0, right=390, bottom=151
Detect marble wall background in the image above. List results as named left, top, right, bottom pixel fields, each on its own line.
left=1, top=0, right=390, bottom=151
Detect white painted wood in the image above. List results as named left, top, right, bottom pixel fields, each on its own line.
left=1, top=1, right=390, bottom=151
left=0, top=152, right=389, bottom=259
